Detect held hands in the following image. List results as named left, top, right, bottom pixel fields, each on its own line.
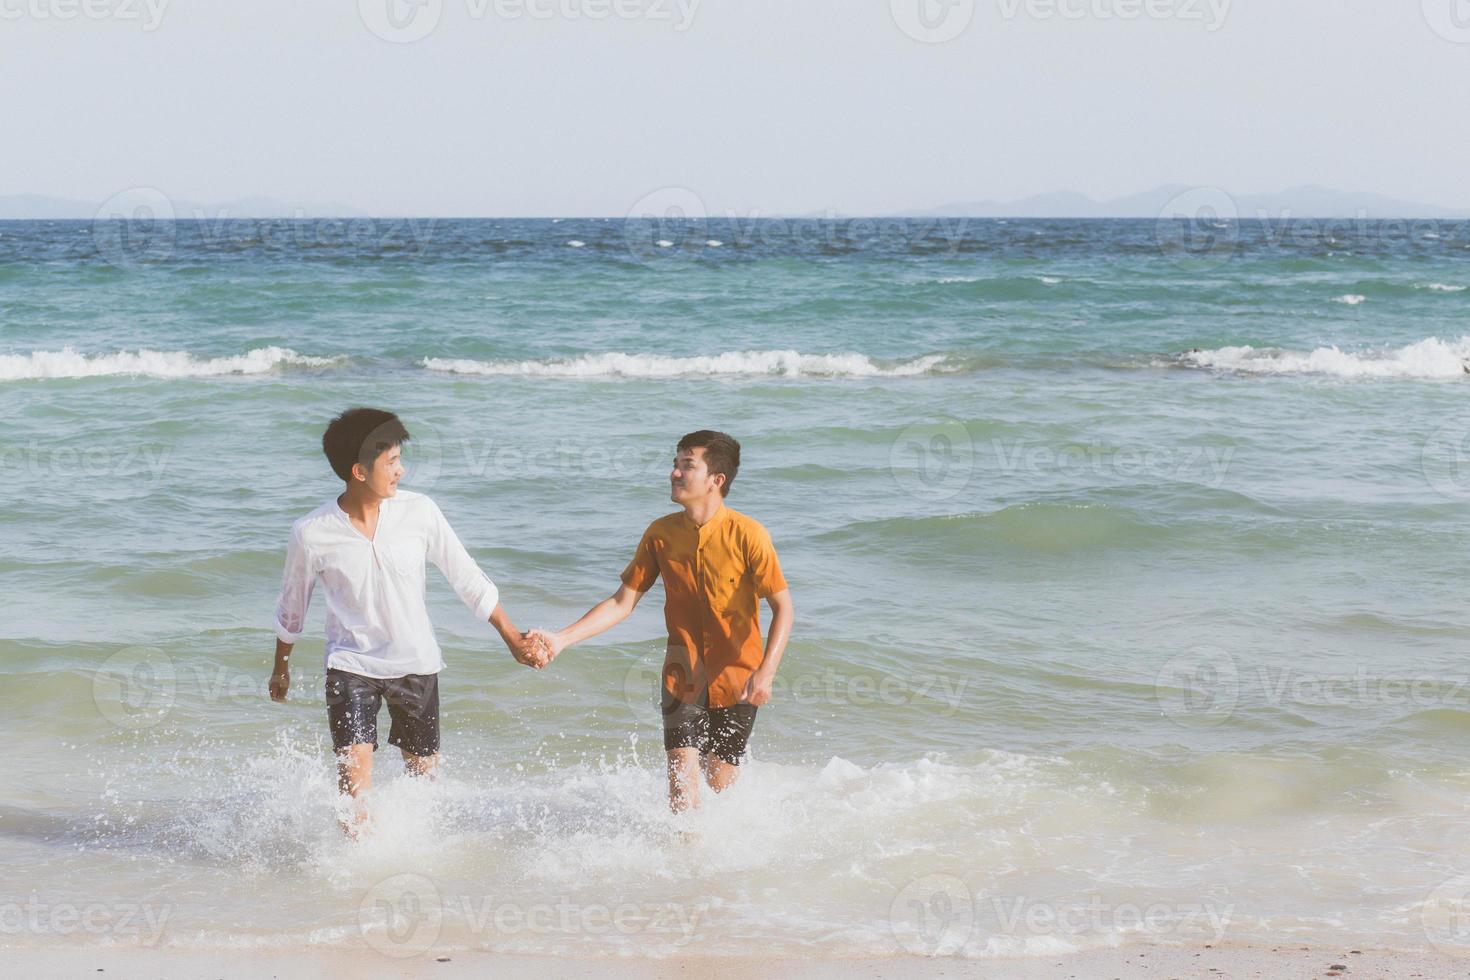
left=508, top=629, right=556, bottom=669
left=526, top=628, right=566, bottom=667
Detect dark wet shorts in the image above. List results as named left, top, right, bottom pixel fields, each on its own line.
left=661, top=688, right=758, bottom=764
left=326, top=668, right=440, bottom=757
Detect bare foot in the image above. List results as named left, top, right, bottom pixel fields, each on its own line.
left=340, top=813, right=374, bottom=841
left=338, top=796, right=372, bottom=841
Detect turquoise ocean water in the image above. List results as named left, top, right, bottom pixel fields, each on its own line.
left=3, top=216, right=1470, bottom=957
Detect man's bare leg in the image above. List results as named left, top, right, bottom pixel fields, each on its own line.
left=700, top=754, right=740, bottom=793
left=336, top=742, right=375, bottom=839
left=666, top=747, right=702, bottom=813
left=402, top=749, right=438, bottom=779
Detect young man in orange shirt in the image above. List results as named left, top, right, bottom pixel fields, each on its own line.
left=532, top=430, right=795, bottom=812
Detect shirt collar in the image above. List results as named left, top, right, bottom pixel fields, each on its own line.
left=333, top=494, right=393, bottom=527
left=685, top=502, right=728, bottom=534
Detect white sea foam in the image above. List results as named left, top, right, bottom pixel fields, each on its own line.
left=423, top=350, right=951, bottom=379
left=705, top=239, right=723, bottom=247
left=72, top=736, right=1449, bottom=957
left=1333, top=294, right=1366, bottom=305
left=1178, top=335, right=1470, bottom=379
left=1422, top=283, right=1466, bottom=293
left=934, top=275, right=980, bottom=284
left=567, top=240, right=585, bottom=248
left=0, top=346, right=338, bottom=381
left=1037, top=275, right=1062, bottom=284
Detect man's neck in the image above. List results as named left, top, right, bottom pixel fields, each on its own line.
left=683, top=495, right=725, bottom=527
left=338, top=484, right=385, bottom=521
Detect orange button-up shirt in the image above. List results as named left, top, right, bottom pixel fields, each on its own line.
left=621, top=505, right=788, bottom=709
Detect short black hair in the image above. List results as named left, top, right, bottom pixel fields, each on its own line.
left=677, top=430, right=740, bottom=497
left=322, top=408, right=410, bottom=482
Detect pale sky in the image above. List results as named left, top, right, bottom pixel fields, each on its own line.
left=2, top=0, right=1466, bottom=216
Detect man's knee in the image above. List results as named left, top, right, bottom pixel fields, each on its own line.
left=701, top=755, right=740, bottom=791
left=338, top=742, right=374, bottom=764
left=667, top=748, right=700, bottom=781
left=336, top=742, right=375, bottom=794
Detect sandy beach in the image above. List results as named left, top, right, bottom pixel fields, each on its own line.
left=5, top=943, right=1462, bottom=979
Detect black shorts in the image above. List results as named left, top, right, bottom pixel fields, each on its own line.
left=325, top=668, right=440, bottom=757
left=661, top=689, right=758, bottom=765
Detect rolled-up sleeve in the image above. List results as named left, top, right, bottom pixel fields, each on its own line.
left=427, top=500, right=499, bottom=622
left=274, top=525, right=315, bottom=644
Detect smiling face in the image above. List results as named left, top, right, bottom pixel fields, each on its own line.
left=670, top=446, right=724, bottom=506
left=354, top=443, right=404, bottom=498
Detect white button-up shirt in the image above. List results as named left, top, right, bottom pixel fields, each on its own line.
left=273, top=490, right=499, bottom=678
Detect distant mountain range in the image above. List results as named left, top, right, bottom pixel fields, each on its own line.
left=2, top=185, right=1466, bottom=220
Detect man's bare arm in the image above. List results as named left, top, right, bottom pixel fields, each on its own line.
left=741, top=588, right=793, bottom=705
left=269, top=639, right=292, bottom=701
left=532, top=584, right=646, bottom=661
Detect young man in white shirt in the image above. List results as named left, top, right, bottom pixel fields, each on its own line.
left=268, top=408, right=544, bottom=836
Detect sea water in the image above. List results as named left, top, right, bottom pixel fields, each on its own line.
left=3, top=216, right=1470, bottom=957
